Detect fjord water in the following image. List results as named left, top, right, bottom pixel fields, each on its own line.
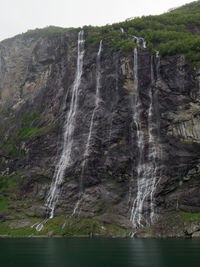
left=1, top=238, right=200, bottom=267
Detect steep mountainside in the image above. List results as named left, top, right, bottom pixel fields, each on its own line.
left=0, top=1, right=200, bottom=237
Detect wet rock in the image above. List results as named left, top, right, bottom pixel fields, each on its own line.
left=95, top=213, right=132, bottom=229
left=26, top=206, right=50, bottom=218
left=47, top=230, right=54, bottom=237
left=5, top=216, right=17, bottom=220
left=8, top=205, right=18, bottom=210
left=0, top=211, right=9, bottom=218
left=9, top=220, right=33, bottom=229
left=185, top=224, right=200, bottom=235
left=134, top=231, right=155, bottom=238
left=190, top=217, right=200, bottom=222
left=0, top=27, right=200, bottom=236
left=25, top=210, right=35, bottom=217
left=54, top=208, right=64, bottom=217
left=192, top=231, right=200, bottom=238
left=0, top=212, right=9, bottom=222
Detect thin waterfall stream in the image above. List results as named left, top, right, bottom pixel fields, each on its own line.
left=35, top=32, right=161, bottom=232
left=130, top=43, right=161, bottom=231
left=81, top=40, right=103, bottom=178
left=72, top=40, right=103, bottom=216
left=35, top=30, right=85, bottom=231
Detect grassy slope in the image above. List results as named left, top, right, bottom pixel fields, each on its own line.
left=0, top=216, right=132, bottom=237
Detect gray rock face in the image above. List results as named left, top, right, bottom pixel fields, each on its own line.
left=186, top=224, right=200, bottom=235
left=0, top=31, right=200, bottom=234
left=26, top=206, right=51, bottom=218
left=9, top=220, right=33, bottom=229
left=192, top=231, right=200, bottom=238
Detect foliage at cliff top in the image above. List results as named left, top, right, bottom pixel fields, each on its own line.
left=170, top=0, right=200, bottom=12
left=85, top=0, right=200, bottom=64
left=11, top=0, right=200, bottom=65
left=24, top=26, right=76, bottom=38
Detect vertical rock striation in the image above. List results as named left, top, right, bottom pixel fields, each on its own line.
left=0, top=28, right=200, bottom=236
left=130, top=45, right=162, bottom=230
left=45, top=30, right=85, bottom=219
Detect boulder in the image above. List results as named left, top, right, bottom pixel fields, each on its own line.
left=192, top=231, right=200, bottom=238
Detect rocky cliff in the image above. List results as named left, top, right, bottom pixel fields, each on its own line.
left=0, top=7, right=200, bottom=237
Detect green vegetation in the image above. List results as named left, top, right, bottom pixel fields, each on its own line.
left=17, top=111, right=54, bottom=140
left=0, top=216, right=132, bottom=237
left=0, top=140, right=16, bottom=157
left=6, top=141, right=17, bottom=156
left=0, top=110, right=56, bottom=159
left=86, top=30, right=138, bottom=53
left=0, top=175, right=17, bottom=212
left=0, top=196, right=8, bottom=211
left=0, top=226, right=34, bottom=236
left=85, top=0, right=200, bottom=64
left=0, top=140, right=19, bottom=158
left=189, top=171, right=200, bottom=179
left=17, top=126, right=42, bottom=140
left=37, top=216, right=107, bottom=236
left=35, top=216, right=131, bottom=237
left=21, top=112, right=40, bottom=123
left=8, top=0, right=199, bottom=63
left=0, top=111, right=43, bottom=158
left=24, top=26, right=76, bottom=38
left=0, top=175, right=15, bottom=192
left=180, top=211, right=200, bottom=222
left=183, top=140, right=194, bottom=145
left=2, top=107, right=14, bottom=118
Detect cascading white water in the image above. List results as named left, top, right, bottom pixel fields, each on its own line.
left=45, top=30, right=85, bottom=220
left=81, top=40, right=102, bottom=167
left=148, top=57, right=161, bottom=224
left=130, top=49, right=161, bottom=230
left=108, top=58, right=119, bottom=146
left=72, top=40, right=103, bottom=216
left=130, top=47, right=145, bottom=228
left=132, top=36, right=146, bottom=49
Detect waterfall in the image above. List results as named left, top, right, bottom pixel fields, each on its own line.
left=120, top=28, right=124, bottom=33
left=148, top=58, right=160, bottom=224
left=109, top=60, right=119, bottom=142
left=130, top=47, right=145, bottom=229
left=132, top=36, right=146, bottom=49
left=130, top=51, right=161, bottom=230
left=45, top=30, right=85, bottom=220
left=82, top=40, right=102, bottom=165
left=72, top=40, right=103, bottom=215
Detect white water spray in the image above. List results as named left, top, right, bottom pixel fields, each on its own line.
left=71, top=40, right=103, bottom=217
left=130, top=51, right=161, bottom=230
left=130, top=47, right=145, bottom=228
left=44, top=30, right=85, bottom=223
left=81, top=40, right=102, bottom=165
left=132, top=36, right=146, bottom=49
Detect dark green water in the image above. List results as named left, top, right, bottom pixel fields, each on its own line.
left=0, top=238, right=200, bottom=267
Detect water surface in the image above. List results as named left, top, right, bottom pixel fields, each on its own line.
left=1, top=238, right=200, bottom=267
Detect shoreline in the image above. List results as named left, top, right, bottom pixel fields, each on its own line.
left=0, top=234, right=199, bottom=239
